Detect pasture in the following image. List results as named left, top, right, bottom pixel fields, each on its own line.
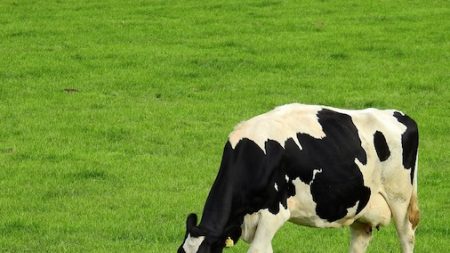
left=0, top=0, right=448, bottom=252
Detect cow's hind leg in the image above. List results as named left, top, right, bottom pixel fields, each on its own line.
left=388, top=192, right=418, bottom=253
left=247, top=204, right=290, bottom=253
left=349, top=222, right=373, bottom=253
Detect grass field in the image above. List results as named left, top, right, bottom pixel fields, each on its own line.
left=0, top=0, right=449, bottom=252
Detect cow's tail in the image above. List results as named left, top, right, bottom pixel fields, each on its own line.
left=408, top=151, right=420, bottom=229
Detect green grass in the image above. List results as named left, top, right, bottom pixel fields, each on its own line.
left=0, top=0, right=449, bottom=252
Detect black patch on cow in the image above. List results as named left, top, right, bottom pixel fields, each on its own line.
left=393, top=111, right=419, bottom=184
left=284, top=109, right=370, bottom=221
left=373, top=131, right=390, bottom=161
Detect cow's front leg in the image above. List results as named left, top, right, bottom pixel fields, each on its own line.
left=248, top=204, right=290, bottom=253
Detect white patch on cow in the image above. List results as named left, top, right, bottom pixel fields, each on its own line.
left=354, top=158, right=371, bottom=186
left=312, top=168, right=322, bottom=181
left=287, top=174, right=344, bottom=228
left=348, top=201, right=359, bottom=215
left=241, top=212, right=260, bottom=243
left=182, top=234, right=205, bottom=253
left=288, top=177, right=325, bottom=227
left=358, top=194, right=391, bottom=227
left=228, top=104, right=326, bottom=152
left=285, top=175, right=289, bottom=182
left=274, top=183, right=278, bottom=191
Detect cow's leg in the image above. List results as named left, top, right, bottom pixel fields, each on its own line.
left=383, top=182, right=418, bottom=253
left=241, top=213, right=260, bottom=243
left=389, top=199, right=416, bottom=253
left=349, top=222, right=373, bottom=253
left=247, top=204, right=290, bottom=253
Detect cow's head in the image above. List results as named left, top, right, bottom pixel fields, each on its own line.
left=178, top=213, right=241, bottom=253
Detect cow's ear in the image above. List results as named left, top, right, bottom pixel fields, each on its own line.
left=186, top=213, right=198, bottom=231
left=223, top=225, right=241, bottom=246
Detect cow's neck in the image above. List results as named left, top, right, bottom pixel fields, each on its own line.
left=198, top=144, right=242, bottom=237
left=197, top=139, right=273, bottom=238
left=198, top=171, right=236, bottom=237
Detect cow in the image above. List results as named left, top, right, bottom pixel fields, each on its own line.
left=178, top=103, right=419, bottom=253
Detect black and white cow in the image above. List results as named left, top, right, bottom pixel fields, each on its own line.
left=178, top=103, right=419, bottom=253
